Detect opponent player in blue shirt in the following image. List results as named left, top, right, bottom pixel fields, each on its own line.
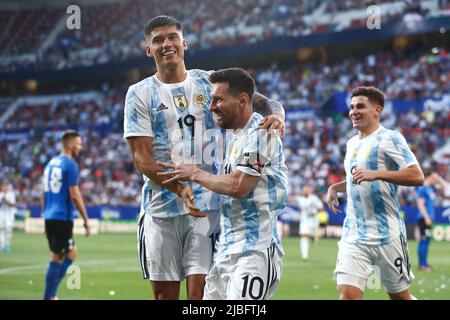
left=416, top=170, right=447, bottom=271
left=42, top=130, right=90, bottom=300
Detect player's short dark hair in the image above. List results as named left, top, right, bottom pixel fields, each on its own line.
left=351, top=86, right=385, bottom=109
left=209, top=68, right=255, bottom=100
left=61, top=130, right=80, bottom=147
left=144, top=15, right=182, bottom=37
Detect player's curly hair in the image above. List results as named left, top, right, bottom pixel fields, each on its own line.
left=351, top=86, right=385, bottom=108
left=144, top=15, right=182, bottom=36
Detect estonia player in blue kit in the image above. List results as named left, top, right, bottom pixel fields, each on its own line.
left=416, top=170, right=447, bottom=271
left=159, top=68, right=288, bottom=300
left=42, top=131, right=91, bottom=300
left=327, top=87, right=424, bottom=300
left=123, top=16, right=284, bottom=300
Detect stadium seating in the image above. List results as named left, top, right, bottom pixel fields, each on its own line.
left=0, top=0, right=439, bottom=72
left=1, top=47, right=448, bottom=208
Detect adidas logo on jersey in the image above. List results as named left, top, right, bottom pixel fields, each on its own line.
left=156, top=103, right=168, bottom=112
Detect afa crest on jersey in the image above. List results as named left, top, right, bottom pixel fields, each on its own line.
left=171, top=87, right=188, bottom=110
left=173, top=94, right=188, bottom=109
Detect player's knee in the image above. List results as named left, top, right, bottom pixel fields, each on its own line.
left=186, top=274, right=206, bottom=300
left=151, top=281, right=180, bottom=300
left=153, top=290, right=179, bottom=300
left=388, top=290, right=415, bottom=300
left=187, top=289, right=203, bottom=300
left=51, top=253, right=65, bottom=263
left=67, top=247, right=78, bottom=260
left=155, top=292, right=179, bottom=300
left=187, top=282, right=205, bottom=300
left=339, top=292, right=363, bottom=300
left=338, top=285, right=363, bottom=300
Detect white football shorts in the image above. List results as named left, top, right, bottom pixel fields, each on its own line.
left=334, top=235, right=414, bottom=294
left=137, top=211, right=220, bottom=281
left=203, top=244, right=283, bottom=300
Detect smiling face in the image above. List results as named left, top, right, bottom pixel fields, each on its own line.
left=209, top=82, right=244, bottom=129
left=349, top=95, right=382, bottom=133
left=145, top=25, right=187, bottom=71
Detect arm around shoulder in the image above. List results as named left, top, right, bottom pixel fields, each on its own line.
left=253, top=91, right=285, bottom=120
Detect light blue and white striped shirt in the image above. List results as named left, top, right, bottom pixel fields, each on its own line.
left=343, top=125, right=419, bottom=245
left=216, top=112, right=288, bottom=257
left=123, top=69, right=219, bottom=218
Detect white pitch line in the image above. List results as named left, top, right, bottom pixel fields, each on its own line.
left=0, top=264, right=48, bottom=275
left=0, top=259, right=137, bottom=275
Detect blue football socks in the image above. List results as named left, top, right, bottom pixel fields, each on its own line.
left=418, top=238, right=430, bottom=267
left=43, top=261, right=63, bottom=300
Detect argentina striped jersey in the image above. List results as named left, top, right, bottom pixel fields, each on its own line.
left=123, top=69, right=219, bottom=218
left=216, top=112, right=288, bottom=257
left=343, top=125, right=419, bottom=245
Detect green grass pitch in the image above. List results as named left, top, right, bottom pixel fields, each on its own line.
left=0, top=231, right=449, bottom=300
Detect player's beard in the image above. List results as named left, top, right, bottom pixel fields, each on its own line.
left=217, top=119, right=233, bottom=129
left=215, top=111, right=233, bottom=129
left=70, top=147, right=81, bottom=159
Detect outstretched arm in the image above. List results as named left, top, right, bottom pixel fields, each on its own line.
left=158, top=162, right=260, bottom=199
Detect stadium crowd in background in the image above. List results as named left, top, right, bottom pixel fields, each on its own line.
left=0, top=0, right=439, bottom=72
left=0, top=44, right=449, bottom=210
